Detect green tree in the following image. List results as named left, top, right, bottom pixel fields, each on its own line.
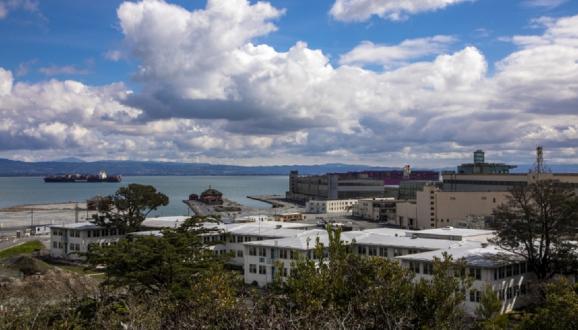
left=519, top=278, right=578, bottom=330
left=274, top=227, right=470, bottom=329
left=86, top=216, right=226, bottom=298
left=91, top=183, right=169, bottom=232
left=476, top=286, right=508, bottom=330
left=412, top=253, right=471, bottom=329
left=492, top=179, right=578, bottom=280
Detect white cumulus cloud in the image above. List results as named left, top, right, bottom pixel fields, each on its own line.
left=329, top=0, right=472, bottom=22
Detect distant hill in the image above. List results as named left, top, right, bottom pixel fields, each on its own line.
left=0, top=158, right=402, bottom=176
left=51, top=157, right=86, bottom=163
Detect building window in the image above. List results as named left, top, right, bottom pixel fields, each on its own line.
left=512, top=263, right=520, bottom=276
left=258, top=265, right=266, bottom=275
left=259, top=247, right=267, bottom=257
left=290, top=250, right=298, bottom=260
left=368, top=247, right=377, bottom=256
left=469, top=267, right=482, bottom=280
left=469, top=289, right=481, bottom=302
left=423, top=263, right=433, bottom=275
left=520, top=262, right=527, bottom=273
left=394, top=249, right=402, bottom=257
left=279, top=249, right=288, bottom=259
left=237, top=250, right=243, bottom=257
left=249, top=264, right=257, bottom=273
left=245, top=236, right=252, bottom=242
left=409, top=262, right=420, bottom=273
left=358, top=245, right=367, bottom=255
left=52, top=241, right=57, bottom=248
left=249, top=247, right=257, bottom=256
left=282, top=267, right=288, bottom=277
left=379, top=247, right=386, bottom=257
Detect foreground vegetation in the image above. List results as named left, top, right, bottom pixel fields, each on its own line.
left=2, top=182, right=577, bottom=329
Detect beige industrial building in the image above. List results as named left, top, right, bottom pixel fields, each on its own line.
left=396, top=185, right=510, bottom=230
left=352, top=198, right=397, bottom=222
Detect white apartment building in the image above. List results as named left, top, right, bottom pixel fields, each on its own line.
left=50, top=222, right=126, bottom=260
left=216, top=222, right=315, bottom=266
left=398, top=246, right=532, bottom=315
left=240, top=226, right=538, bottom=316
left=305, top=199, right=358, bottom=215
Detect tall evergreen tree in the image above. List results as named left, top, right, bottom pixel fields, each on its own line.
left=492, top=179, right=578, bottom=280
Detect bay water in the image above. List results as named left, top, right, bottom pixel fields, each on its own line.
left=0, top=176, right=288, bottom=216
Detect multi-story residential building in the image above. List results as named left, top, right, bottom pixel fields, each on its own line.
left=396, top=185, right=510, bottom=229
left=352, top=198, right=396, bottom=222
left=242, top=227, right=477, bottom=287
left=305, top=199, right=358, bottom=215
left=241, top=226, right=537, bottom=316
left=50, top=222, right=126, bottom=260
left=397, top=246, right=532, bottom=315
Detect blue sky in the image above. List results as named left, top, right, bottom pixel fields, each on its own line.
left=3, top=0, right=576, bottom=85
left=1, top=0, right=578, bottom=166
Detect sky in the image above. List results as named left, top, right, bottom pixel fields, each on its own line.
left=1, top=0, right=578, bottom=167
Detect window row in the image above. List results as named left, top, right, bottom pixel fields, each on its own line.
left=493, top=263, right=527, bottom=280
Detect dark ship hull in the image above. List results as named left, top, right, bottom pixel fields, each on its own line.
left=44, top=174, right=121, bottom=183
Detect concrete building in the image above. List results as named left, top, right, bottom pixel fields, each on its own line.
left=442, top=172, right=578, bottom=193
left=396, top=185, right=510, bottom=229
left=456, top=150, right=517, bottom=175
left=352, top=198, right=396, bottom=222
left=287, top=170, right=439, bottom=202
left=241, top=226, right=537, bottom=316
left=50, top=222, right=126, bottom=260
left=398, top=246, right=532, bottom=315
left=305, top=199, right=358, bottom=215
left=242, top=227, right=479, bottom=287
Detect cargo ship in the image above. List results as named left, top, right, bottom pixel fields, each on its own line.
left=44, top=171, right=122, bottom=183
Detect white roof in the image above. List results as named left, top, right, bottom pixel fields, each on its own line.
left=50, top=222, right=102, bottom=230
left=224, top=222, right=313, bottom=238
left=415, top=227, right=495, bottom=237
left=361, top=227, right=415, bottom=237
left=354, top=233, right=481, bottom=250
left=245, top=230, right=367, bottom=250
left=397, top=245, right=522, bottom=267
left=129, top=230, right=163, bottom=237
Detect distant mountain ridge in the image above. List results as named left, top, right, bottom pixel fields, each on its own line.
left=0, top=158, right=401, bottom=176
left=1, top=158, right=576, bottom=177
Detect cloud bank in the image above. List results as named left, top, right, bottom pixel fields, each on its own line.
left=1, top=0, right=578, bottom=167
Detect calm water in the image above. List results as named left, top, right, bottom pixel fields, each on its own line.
left=0, top=176, right=288, bottom=216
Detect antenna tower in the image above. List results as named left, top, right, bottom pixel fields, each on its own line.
left=534, top=146, right=545, bottom=174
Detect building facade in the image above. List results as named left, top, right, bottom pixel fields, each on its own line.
left=287, top=170, right=439, bottom=202
left=352, top=198, right=396, bottom=222
left=396, top=185, right=510, bottom=230
left=305, top=199, right=358, bottom=215
left=50, top=223, right=126, bottom=260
